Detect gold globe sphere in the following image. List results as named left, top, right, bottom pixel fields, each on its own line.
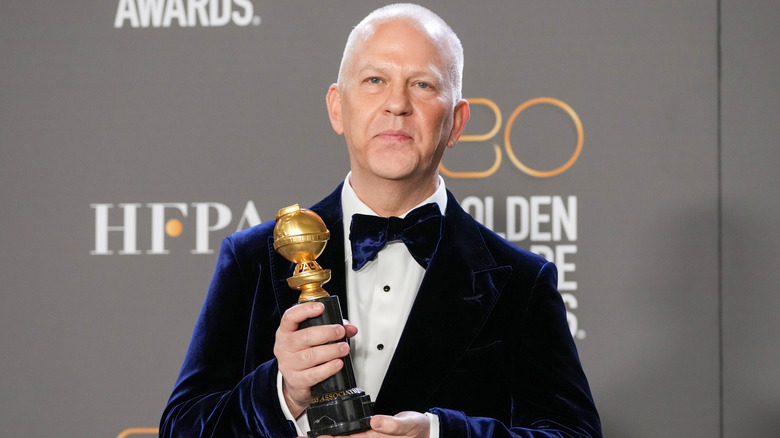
left=273, top=204, right=332, bottom=301
left=273, top=204, right=330, bottom=263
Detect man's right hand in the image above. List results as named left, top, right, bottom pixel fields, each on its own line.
left=273, top=301, right=357, bottom=418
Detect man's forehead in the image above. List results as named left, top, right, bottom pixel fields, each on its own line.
left=365, top=18, right=439, bottom=46
left=351, top=20, right=446, bottom=64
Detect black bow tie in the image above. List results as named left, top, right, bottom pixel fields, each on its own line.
left=349, top=203, right=443, bottom=271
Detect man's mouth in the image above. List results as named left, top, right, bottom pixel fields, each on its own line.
left=375, top=129, right=412, bottom=142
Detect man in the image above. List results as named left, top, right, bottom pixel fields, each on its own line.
left=160, top=4, right=601, bottom=438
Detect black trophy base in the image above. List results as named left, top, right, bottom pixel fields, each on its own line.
left=307, top=391, right=374, bottom=437
left=298, top=295, right=374, bottom=437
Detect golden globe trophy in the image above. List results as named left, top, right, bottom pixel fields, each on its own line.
left=273, top=204, right=374, bottom=437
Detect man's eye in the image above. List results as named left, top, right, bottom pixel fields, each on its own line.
left=416, top=82, right=430, bottom=89
left=368, top=77, right=382, bottom=84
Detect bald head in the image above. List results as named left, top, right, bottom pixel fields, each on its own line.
left=336, top=3, right=464, bottom=104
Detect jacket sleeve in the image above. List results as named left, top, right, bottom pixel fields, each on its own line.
left=432, top=262, right=601, bottom=438
left=159, top=235, right=298, bottom=438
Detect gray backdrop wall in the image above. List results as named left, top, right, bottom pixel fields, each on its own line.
left=1, top=1, right=778, bottom=437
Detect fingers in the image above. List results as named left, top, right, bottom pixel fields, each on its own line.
left=285, top=342, right=349, bottom=384
left=288, top=322, right=348, bottom=353
left=276, top=302, right=348, bottom=352
left=278, top=301, right=326, bottom=332
left=369, top=412, right=430, bottom=437
left=343, top=319, right=358, bottom=339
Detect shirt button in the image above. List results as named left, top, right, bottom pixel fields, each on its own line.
left=377, top=344, right=384, bottom=350
left=383, top=285, right=391, bottom=292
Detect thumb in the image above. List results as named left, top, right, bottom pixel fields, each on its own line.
left=370, top=415, right=397, bottom=433
left=370, top=412, right=428, bottom=436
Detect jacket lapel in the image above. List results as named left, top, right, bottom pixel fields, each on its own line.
left=375, top=191, right=512, bottom=414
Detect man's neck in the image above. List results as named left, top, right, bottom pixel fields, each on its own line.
left=348, top=173, right=439, bottom=217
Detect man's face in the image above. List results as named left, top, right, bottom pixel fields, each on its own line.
left=327, top=19, right=468, bottom=187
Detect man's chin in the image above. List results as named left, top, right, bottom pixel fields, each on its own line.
left=369, top=167, right=418, bottom=182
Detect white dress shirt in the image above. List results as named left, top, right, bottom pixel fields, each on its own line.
left=280, top=173, right=446, bottom=437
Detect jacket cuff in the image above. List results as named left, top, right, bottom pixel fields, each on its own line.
left=250, top=359, right=299, bottom=437
left=429, top=407, right=469, bottom=437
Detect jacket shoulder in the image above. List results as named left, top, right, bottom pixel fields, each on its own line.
left=477, top=221, right=549, bottom=271
left=445, top=193, right=549, bottom=273
left=215, top=219, right=277, bottom=274
left=228, top=219, right=276, bottom=249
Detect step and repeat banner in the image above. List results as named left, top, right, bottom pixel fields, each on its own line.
left=2, top=1, right=778, bottom=437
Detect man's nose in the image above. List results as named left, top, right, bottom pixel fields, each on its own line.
left=384, top=83, right=412, bottom=116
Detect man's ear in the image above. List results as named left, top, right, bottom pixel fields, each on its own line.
left=446, top=99, right=470, bottom=148
left=326, top=84, right=344, bottom=135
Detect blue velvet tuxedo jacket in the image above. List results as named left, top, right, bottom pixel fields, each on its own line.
left=160, top=184, right=601, bottom=437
